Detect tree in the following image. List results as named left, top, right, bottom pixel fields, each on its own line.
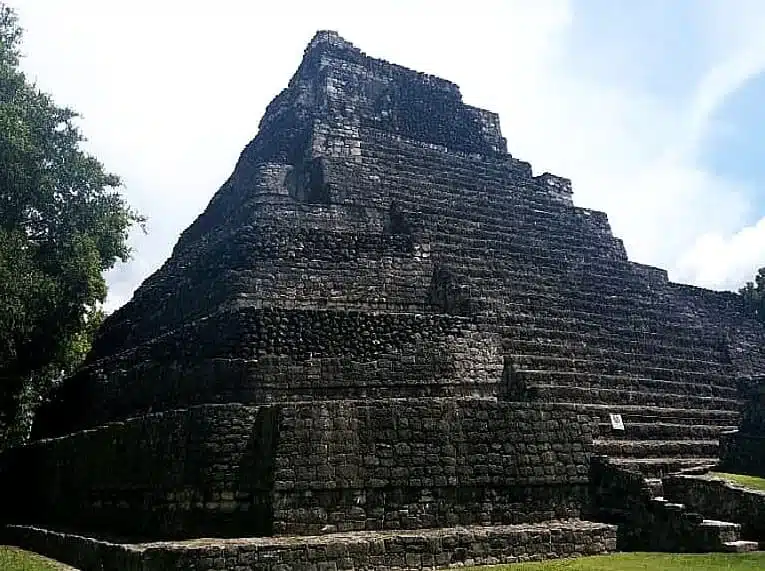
left=0, top=3, right=143, bottom=446
left=739, top=267, right=765, bottom=324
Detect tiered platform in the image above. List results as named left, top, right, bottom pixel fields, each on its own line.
left=5, top=29, right=765, bottom=569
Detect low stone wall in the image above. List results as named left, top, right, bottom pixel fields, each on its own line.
left=2, top=400, right=594, bottom=540
left=4, top=521, right=617, bottom=571
left=663, top=474, right=765, bottom=541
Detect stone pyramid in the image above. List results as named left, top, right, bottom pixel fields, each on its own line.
left=3, top=30, right=765, bottom=568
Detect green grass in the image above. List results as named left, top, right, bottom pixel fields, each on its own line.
left=0, top=546, right=72, bottom=570
left=466, top=552, right=765, bottom=571
left=709, top=472, right=765, bottom=492
left=1, top=548, right=763, bottom=571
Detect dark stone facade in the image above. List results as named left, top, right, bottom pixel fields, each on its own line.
left=719, top=376, right=765, bottom=477
left=2, top=402, right=593, bottom=540
left=32, top=32, right=765, bottom=450
left=3, top=29, right=765, bottom=568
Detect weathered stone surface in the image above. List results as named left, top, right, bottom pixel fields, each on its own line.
left=589, top=457, right=749, bottom=552
left=2, top=401, right=593, bottom=539
left=663, top=474, right=765, bottom=541
left=31, top=32, right=765, bottom=451
left=3, top=28, right=765, bottom=565
left=719, top=376, right=765, bottom=477
left=5, top=521, right=617, bottom=571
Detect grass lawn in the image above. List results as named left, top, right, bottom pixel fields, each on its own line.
left=1, top=549, right=763, bottom=571
left=0, top=546, right=73, bottom=570
left=465, top=552, right=765, bottom=570
left=709, top=472, right=765, bottom=492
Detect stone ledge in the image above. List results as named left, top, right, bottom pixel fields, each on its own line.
left=4, top=521, right=617, bottom=571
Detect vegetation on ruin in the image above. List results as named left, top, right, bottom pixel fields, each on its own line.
left=467, top=552, right=765, bottom=570
left=739, top=267, right=765, bottom=324
left=0, top=546, right=74, bottom=570
left=0, top=3, right=143, bottom=447
left=708, top=471, right=765, bottom=492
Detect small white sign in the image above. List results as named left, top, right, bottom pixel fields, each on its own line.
left=609, top=413, right=625, bottom=431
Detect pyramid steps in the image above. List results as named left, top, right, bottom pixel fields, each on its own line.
left=596, top=422, right=736, bottom=440
left=609, top=457, right=720, bottom=478
left=593, top=439, right=720, bottom=458
left=519, top=370, right=736, bottom=397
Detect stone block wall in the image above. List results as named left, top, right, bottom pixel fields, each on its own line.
left=2, top=405, right=274, bottom=539
left=270, top=400, right=593, bottom=535
left=4, top=521, right=618, bottom=571
left=719, top=376, right=765, bottom=477
left=5, top=401, right=594, bottom=540
left=35, top=309, right=504, bottom=436
left=719, top=432, right=765, bottom=478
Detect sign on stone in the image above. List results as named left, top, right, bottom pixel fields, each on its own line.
left=609, top=414, right=625, bottom=431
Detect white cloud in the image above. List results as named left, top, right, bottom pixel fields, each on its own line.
left=8, top=0, right=765, bottom=310
left=486, top=1, right=765, bottom=289
left=677, top=217, right=765, bottom=288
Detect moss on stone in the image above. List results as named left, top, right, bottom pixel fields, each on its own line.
left=710, top=472, right=765, bottom=492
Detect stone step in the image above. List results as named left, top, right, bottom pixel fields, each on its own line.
left=608, top=457, right=720, bottom=478
left=722, top=540, right=760, bottom=552
left=500, top=319, right=727, bottom=348
left=596, top=422, right=735, bottom=440
left=593, top=439, right=719, bottom=458
left=506, top=337, right=728, bottom=369
left=700, top=520, right=742, bottom=544
left=526, top=383, right=739, bottom=411
left=503, top=326, right=730, bottom=364
left=547, top=403, right=739, bottom=426
left=518, top=369, right=736, bottom=397
left=499, top=307, right=728, bottom=346
left=507, top=340, right=727, bottom=372
left=512, top=355, right=733, bottom=384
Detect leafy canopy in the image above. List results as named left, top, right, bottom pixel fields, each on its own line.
left=0, top=3, right=143, bottom=443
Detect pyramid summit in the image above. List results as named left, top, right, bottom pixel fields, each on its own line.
left=3, top=31, right=765, bottom=568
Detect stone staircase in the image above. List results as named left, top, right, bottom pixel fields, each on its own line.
left=644, top=477, right=759, bottom=552
left=346, top=132, right=746, bottom=477
left=592, top=457, right=759, bottom=552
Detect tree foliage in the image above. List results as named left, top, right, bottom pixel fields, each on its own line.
left=740, top=267, right=765, bottom=325
left=0, top=3, right=143, bottom=445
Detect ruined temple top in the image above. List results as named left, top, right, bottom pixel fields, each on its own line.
left=296, top=30, right=463, bottom=95
left=252, top=30, right=508, bottom=159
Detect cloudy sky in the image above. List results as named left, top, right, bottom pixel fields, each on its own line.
left=9, top=0, right=765, bottom=311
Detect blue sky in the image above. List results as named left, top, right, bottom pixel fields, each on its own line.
left=703, top=73, right=765, bottom=221
left=8, top=0, right=765, bottom=311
